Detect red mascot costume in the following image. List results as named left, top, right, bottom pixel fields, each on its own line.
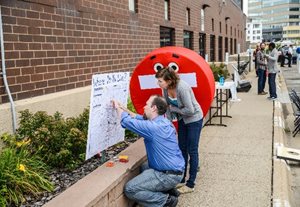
left=130, top=46, right=215, bottom=128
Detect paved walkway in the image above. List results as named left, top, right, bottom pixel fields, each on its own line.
left=179, top=69, right=273, bottom=207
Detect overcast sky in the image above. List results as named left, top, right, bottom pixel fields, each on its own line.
left=243, top=0, right=248, bottom=15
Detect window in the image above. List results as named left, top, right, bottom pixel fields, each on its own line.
left=230, top=38, right=233, bottom=54
left=199, top=33, right=206, bottom=58
left=210, top=35, right=215, bottom=61
left=186, top=8, right=191, bottom=25
left=164, top=0, right=170, bottom=20
left=129, top=0, right=138, bottom=13
left=160, top=26, right=175, bottom=47
left=254, top=24, right=260, bottom=28
left=234, top=39, right=237, bottom=54
left=212, top=18, right=214, bottom=31
left=219, top=22, right=222, bottom=33
left=218, top=36, right=223, bottom=62
left=225, top=37, right=228, bottom=53
left=230, top=26, right=232, bottom=36
left=226, top=24, right=228, bottom=35
left=183, top=30, right=193, bottom=49
left=200, top=9, right=205, bottom=31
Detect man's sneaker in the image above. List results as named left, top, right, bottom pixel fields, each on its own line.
left=175, top=182, right=185, bottom=189
left=166, top=188, right=180, bottom=197
left=177, top=185, right=194, bottom=194
left=258, top=92, right=267, bottom=95
left=163, top=195, right=178, bottom=207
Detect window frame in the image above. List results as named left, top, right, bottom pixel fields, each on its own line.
left=160, top=26, right=175, bottom=47
left=184, top=30, right=193, bottom=50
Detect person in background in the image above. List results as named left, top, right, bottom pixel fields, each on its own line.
left=256, top=42, right=268, bottom=95
left=280, top=45, right=287, bottom=67
left=265, top=42, right=279, bottom=100
left=113, top=95, right=184, bottom=207
left=287, top=45, right=293, bottom=68
left=155, top=67, right=203, bottom=194
left=253, top=44, right=260, bottom=77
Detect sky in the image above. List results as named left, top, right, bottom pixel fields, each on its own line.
left=243, top=0, right=248, bottom=15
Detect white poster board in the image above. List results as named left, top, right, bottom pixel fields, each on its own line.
left=86, top=72, right=130, bottom=160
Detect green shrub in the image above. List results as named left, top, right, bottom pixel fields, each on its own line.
left=210, top=63, right=229, bottom=81
left=0, top=147, right=53, bottom=206
left=1, top=110, right=88, bottom=170
left=1, top=99, right=139, bottom=170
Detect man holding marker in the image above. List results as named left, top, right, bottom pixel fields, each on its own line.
left=113, top=95, right=184, bottom=207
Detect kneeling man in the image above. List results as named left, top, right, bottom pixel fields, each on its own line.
left=113, top=95, right=184, bottom=207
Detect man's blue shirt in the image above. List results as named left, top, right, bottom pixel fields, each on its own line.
left=120, top=112, right=185, bottom=172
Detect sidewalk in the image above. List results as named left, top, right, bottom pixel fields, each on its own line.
left=178, top=69, right=273, bottom=207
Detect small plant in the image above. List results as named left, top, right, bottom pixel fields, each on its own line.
left=0, top=147, right=53, bottom=206
left=210, top=62, right=229, bottom=81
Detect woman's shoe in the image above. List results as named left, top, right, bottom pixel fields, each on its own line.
left=177, top=185, right=194, bottom=194
left=175, top=182, right=185, bottom=189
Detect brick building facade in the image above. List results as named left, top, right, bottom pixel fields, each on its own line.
left=0, top=0, right=246, bottom=104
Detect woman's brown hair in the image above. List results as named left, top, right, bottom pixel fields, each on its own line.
left=155, top=67, right=179, bottom=89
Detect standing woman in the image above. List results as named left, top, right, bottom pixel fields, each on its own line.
left=155, top=67, right=203, bottom=194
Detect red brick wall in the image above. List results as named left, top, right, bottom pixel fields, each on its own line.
left=0, top=0, right=246, bottom=103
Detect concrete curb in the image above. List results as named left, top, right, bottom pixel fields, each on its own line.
left=272, top=73, right=293, bottom=207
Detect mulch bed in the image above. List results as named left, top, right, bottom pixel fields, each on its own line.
left=21, top=136, right=139, bottom=207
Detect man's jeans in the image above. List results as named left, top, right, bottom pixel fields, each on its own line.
left=124, top=163, right=183, bottom=207
left=178, top=118, right=203, bottom=188
left=257, top=68, right=266, bottom=93
left=268, top=73, right=277, bottom=98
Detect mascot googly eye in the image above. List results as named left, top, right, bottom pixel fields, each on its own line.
left=153, top=63, right=164, bottom=72
left=168, top=62, right=179, bottom=72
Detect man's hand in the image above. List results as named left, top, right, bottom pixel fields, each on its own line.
left=112, top=100, right=137, bottom=118
left=112, top=100, right=136, bottom=118
left=112, top=100, right=122, bottom=109
left=112, top=100, right=124, bottom=119
left=265, top=54, right=269, bottom=60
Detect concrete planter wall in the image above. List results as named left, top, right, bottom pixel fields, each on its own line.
left=44, top=139, right=147, bottom=207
